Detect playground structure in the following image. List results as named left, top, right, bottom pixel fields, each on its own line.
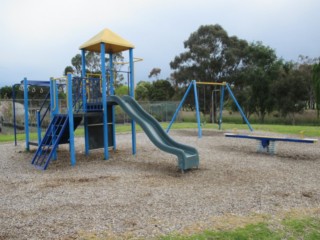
left=16, top=28, right=199, bottom=171
left=167, top=80, right=253, bottom=138
left=12, top=80, right=55, bottom=147
left=225, top=133, right=318, bottom=154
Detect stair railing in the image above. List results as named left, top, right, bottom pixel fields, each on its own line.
left=36, top=91, right=51, bottom=145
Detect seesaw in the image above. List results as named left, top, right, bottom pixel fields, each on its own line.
left=225, top=133, right=318, bottom=154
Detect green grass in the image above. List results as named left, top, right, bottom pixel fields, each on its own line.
left=1, top=122, right=319, bottom=143
left=159, top=216, right=320, bottom=240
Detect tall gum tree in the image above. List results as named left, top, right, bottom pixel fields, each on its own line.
left=170, top=24, right=248, bottom=121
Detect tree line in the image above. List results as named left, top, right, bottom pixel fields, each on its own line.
left=168, top=24, right=320, bottom=124
left=1, top=24, right=319, bottom=124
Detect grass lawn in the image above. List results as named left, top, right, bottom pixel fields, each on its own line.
left=160, top=215, right=320, bottom=240
left=1, top=122, right=319, bottom=143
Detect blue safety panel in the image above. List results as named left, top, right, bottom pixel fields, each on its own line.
left=72, top=77, right=103, bottom=112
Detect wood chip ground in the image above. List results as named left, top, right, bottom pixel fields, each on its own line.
left=0, top=130, right=319, bottom=239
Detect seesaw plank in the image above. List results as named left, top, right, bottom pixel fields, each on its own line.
left=224, top=133, right=318, bottom=144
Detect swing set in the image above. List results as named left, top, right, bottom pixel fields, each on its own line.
left=166, top=80, right=253, bottom=138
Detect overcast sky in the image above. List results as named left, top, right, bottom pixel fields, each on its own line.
left=0, top=0, right=319, bottom=87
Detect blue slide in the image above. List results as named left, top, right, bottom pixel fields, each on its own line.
left=108, top=95, right=199, bottom=171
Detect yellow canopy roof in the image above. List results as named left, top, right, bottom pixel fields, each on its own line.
left=79, top=28, right=134, bottom=53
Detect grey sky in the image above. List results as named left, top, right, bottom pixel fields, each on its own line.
left=0, top=0, right=319, bottom=87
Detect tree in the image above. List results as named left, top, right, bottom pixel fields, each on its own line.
left=71, top=54, right=82, bottom=75
left=295, top=55, right=319, bottom=110
left=272, top=64, right=309, bottom=124
left=64, top=66, right=74, bottom=76
left=66, top=52, right=126, bottom=87
left=135, top=81, right=152, bottom=101
left=148, top=68, right=161, bottom=79
left=115, top=85, right=129, bottom=96
left=233, top=42, right=282, bottom=122
left=313, top=62, right=320, bottom=118
left=170, top=24, right=248, bottom=85
left=149, top=80, right=174, bottom=101
left=0, top=86, right=14, bottom=99
left=170, top=24, right=248, bottom=121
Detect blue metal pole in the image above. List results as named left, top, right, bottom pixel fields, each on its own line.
left=101, top=43, right=109, bottom=160
left=12, top=84, right=17, bottom=146
left=166, top=81, right=194, bottom=133
left=193, top=80, right=202, bottom=138
left=23, top=78, right=30, bottom=151
left=67, top=73, right=76, bottom=165
left=81, top=49, right=89, bottom=155
left=50, top=79, right=59, bottom=160
left=81, top=49, right=86, bottom=78
left=109, top=53, right=114, bottom=95
left=129, top=48, right=136, bottom=155
left=218, top=85, right=225, bottom=130
left=109, top=53, right=116, bottom=150
left=81, top=49, right=87, bottom=110
left=36, top=111, right=41, bottom=145
left=225, top=83, right=253, bottom=131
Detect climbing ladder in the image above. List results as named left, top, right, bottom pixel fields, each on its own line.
left=31, top=114, right=69, bottom=170
left=32, top=114, right=69, bottom=170
left=31, top=114, right=83, bottom=170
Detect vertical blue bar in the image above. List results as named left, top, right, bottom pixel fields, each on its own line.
left=81, top=49, right=86, bottom=78
left=129, top=48, right=136, bottom=154
left=109, top=53, right=114, bottom=95
left=226, top=83, right=253, bottom=131
left=67, top=74, right=76, bottom=165
left=81, top=50, right=87, bottom=112
left=193, top=80, right=202, bottom=138
left=50, top=79, right=58, bottom=160
left=82, top=49, right=89, bottom=155
left=12, top=85, right=17, bottom=146
left=101, top=43, right=109, bottom=160
left=36, top=111, right=41, bottom=145
left=166, top=81, right=194, bottom=133
left=23, top=78, right=30, bottom=151
left=49, top=79, right=54, bottom=158
left=218, top=85, right=225, bottom=130
left=109, top=53, right=116, bottom=150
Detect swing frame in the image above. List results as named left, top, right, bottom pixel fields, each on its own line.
left=166, top=80, right=253, bottom=138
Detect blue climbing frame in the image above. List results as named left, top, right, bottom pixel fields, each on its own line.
left=17, top=29, right=137, bottom=170
left=12, top=79, right=52, bottom=149
left=167, top=80, right=253, bottom=138
left=64, top=41, right=136, bottom=167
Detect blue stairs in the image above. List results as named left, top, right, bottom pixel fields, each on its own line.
left=31, top=114, right=70, bottom=170
left=31, top=114, right=83, bottom=170
left=32, top=114, right=69, bottom=170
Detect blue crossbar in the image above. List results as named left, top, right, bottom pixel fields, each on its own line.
left=225, top=133, right=318, bottom=154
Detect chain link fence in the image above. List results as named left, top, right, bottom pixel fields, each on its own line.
left=0, top=99, right=182, bottom=134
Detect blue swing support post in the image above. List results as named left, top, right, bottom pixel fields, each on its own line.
left=167, top=80, right=253, bottom=138
left=166, top=80, right=201, bottom=137
left=23, top=77, right=30, bottom=151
